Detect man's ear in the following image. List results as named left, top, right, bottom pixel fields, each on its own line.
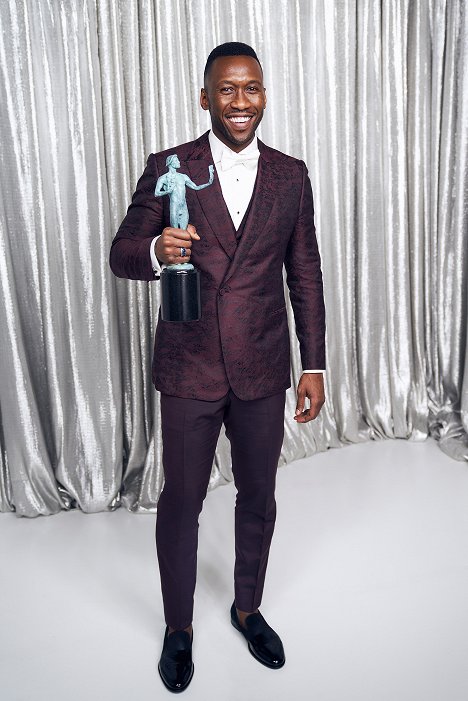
left=200, top=88, right=209, bottom=111
left=264, top=87, right=267, bottom=109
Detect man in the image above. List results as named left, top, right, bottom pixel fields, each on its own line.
left=110, top=42, right=326, bottom=693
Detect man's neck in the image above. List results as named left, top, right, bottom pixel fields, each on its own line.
left=209, top=129, right=257, bottom=154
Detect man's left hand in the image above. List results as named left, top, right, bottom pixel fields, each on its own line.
left=294, top=373, right=325, bottom=423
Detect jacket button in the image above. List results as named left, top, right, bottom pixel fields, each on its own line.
left=219, top=288, right=225, bottom=296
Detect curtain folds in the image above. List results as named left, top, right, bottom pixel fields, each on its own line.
left=0, top=0, right=466, bottom=517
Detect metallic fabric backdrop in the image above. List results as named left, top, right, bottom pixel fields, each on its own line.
left=0, top=0, right=466, bottom=517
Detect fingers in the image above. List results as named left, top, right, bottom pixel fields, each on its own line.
left=158, top=225, right=200, bottom=265
left=294, top=401, right=320, bottom=423
left=187, top=224, right=200, bottom=240
left=295, top=387, right=313, bottom=423
left=163, top=226, right=195, bottom=242
left=294, top=406, right=315, bottom=423
left=295, top=387, right=306, bottom=417
left=294, top=375, right=325, bottom=423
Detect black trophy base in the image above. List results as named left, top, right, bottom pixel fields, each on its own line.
left=160, top=267, right=201, bottom=322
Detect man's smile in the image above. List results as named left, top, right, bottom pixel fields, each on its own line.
left=226, top=115, right=253, bottom=122
left=225, top=114, right=255, bottom=130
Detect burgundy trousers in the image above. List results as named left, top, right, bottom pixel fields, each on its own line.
left=155, top=387, right=286, bottom=630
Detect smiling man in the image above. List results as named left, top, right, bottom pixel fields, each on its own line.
left=110, top=42, right=326, bottom=693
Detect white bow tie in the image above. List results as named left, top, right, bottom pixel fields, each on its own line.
left=220, top=149, right=259, bottom=172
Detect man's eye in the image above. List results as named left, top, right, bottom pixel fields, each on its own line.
left=220, top=87, right=233, bottom=93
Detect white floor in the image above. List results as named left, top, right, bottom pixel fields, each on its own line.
left=1, top=437, right=468, bottom=701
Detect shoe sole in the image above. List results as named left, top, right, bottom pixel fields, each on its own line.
left=230, top=617, right=286, bottom=669
left=158, top=662, right=194, bottom=693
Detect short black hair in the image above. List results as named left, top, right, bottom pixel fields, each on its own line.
left=204, top=42, right=262, bottom=81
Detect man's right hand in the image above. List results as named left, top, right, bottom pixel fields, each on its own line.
left=155, top=224, right=200, bottom=265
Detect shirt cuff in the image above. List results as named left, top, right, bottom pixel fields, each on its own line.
left=150, top=236, right=166, bottom=277
left=302, top=369, right=325, bottom=373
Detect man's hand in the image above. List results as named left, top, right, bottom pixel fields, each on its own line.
left=294, top=373, right=325, bottom=423
left=155, top=224, right=200, bottom=265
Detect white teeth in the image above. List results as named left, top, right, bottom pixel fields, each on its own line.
left=228, top=116, right=251, bottom=123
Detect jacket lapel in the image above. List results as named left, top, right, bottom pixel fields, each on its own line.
left=182, top=132, right=280, bottom=276
left=184, top=132, right=238, bottom=260
left=222, top=141, right=278, bottom=286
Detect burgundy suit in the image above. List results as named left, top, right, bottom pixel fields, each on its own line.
left=110, top=130, right=326, bottom=401
left=110, top=131, right=326, bottom=629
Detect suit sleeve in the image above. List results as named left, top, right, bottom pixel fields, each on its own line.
left=284, top=162, right=326, bottom=371
left=109, top=153, right=164, bottom=280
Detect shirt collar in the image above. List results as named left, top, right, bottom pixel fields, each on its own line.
left=208, top=129, right=259, bottom=164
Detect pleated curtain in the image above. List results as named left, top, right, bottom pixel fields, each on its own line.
left=0, top=0, right=466, bottom=517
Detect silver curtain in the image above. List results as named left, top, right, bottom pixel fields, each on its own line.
left=0, top=0, right=466, bottom=518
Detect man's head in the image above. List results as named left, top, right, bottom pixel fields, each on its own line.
left=200, top=42, right=266, bottom=153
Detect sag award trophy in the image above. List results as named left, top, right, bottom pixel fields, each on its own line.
left=155, top=154, right=214, bottom=321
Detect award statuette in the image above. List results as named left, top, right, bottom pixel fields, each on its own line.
left=154, top=154, right=214, bottom=321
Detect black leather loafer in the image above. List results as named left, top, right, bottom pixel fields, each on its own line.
left=230, top=602, right=285, bottom=669
left=158, top=626, right=194, bottom=693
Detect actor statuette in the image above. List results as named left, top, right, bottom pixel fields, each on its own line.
left=155, top=154, right=214, bottom=321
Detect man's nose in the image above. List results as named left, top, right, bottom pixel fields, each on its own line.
left=230, top=89, right=250, bottom=109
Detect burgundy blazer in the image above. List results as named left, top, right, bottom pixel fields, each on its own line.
left=109, top=131, right=326, bottom=401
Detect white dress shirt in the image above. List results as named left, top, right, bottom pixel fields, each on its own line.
left=150, top=130, right=324, bottom=375
left=208, top=129, right=260, bottom=229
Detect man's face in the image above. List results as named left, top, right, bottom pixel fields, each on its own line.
left=200, top=55, right=267, bottom=152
